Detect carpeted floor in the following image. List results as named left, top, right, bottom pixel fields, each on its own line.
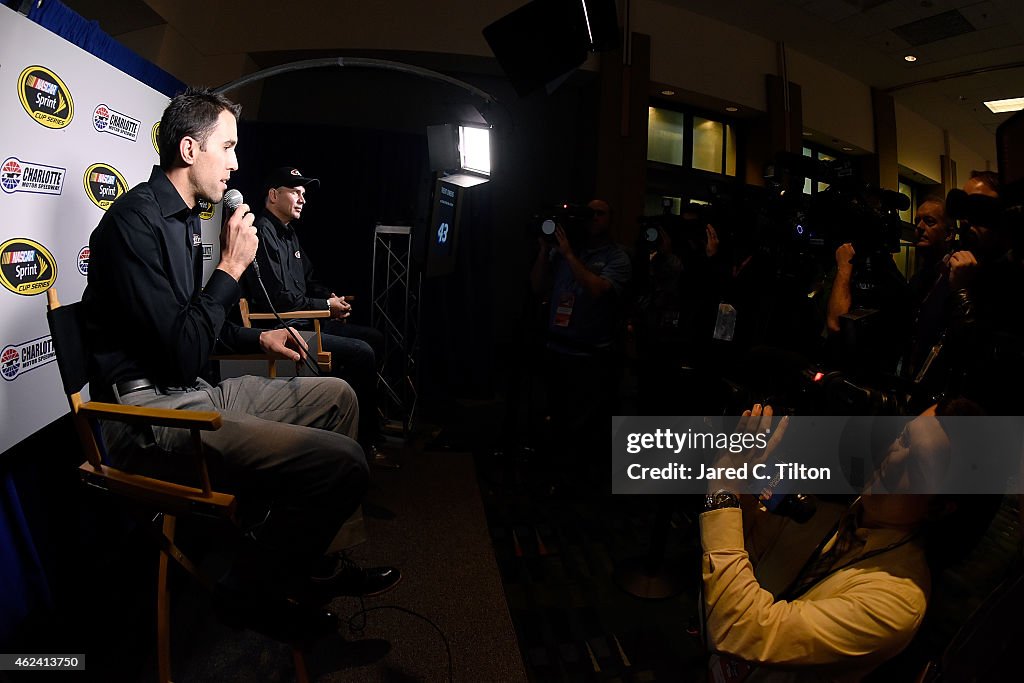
left=474, top=447, right=707, bottom=683
left=167, top=444, right=525, bottom=682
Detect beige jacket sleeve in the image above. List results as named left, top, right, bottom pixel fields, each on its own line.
left=701, top=508, right=927, bottom=668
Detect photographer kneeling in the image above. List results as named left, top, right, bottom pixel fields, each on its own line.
left=700, top=403, right=972, bottom=682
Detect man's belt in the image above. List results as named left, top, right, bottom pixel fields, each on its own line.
left=112, top=378, right=154, bottom=400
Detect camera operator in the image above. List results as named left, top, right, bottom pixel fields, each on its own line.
left=931, top=171, right=1024, bottom=413
left=827, top=194, right=951, bottom=372
left=530, top=198, right=631, bottom=493
left=825, top=236, right=909, bottom=377
left=907, top=195, right=954, bottom=305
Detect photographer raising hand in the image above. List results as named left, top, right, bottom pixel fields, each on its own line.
left=530, top=198, right=631, bottom=496
left=700, top=403, right=975, bottom=682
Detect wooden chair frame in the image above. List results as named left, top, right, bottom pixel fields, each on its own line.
left=236, top=297, right=332, bottom=375
left=46, top=288, right=310, bottom=683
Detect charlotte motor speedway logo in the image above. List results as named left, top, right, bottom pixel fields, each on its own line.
left=92, top=103, right=141, bottom=141
left=18, top=65, right=74, bottom=129
left=1, top=335, right=55, bottom=381
left=77, top=246, right=90, bottom=275
left=0, top=238, right=57, bottom=296
left=0, top=156, right=66, bottom=195
left=83, top=162, right=128, bottom=210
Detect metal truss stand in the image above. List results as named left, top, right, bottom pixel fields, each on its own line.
left=370, top=225, right=421, bottom=434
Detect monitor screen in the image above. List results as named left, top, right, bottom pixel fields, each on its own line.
left=425, top=179, right=461, bottom=277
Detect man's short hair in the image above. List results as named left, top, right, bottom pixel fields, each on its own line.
left=158, top=87, right=241, bottom=170
left=968, top=170, right=1001, bottom=196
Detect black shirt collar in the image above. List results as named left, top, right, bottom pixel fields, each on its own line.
left=148, top=165, right=199, bottom=221
left=260, top=209, right=294, bottom=235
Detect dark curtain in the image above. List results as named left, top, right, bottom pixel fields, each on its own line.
left=0, top=473, right=52, bottom=645
left=11, top=0, right=184, bottom=96
left=235, top=120, right=496, bottom=401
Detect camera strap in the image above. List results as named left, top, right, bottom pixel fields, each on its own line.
left=553, top=292, right=574, bottom=327
left=778, top=502, right=920, bottom=601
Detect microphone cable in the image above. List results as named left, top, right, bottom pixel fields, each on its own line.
left=250, top=257, right=324, bottom=379
left=344, top=597, right=454, bottom=683
left=222, top=188, right=322, bottom=378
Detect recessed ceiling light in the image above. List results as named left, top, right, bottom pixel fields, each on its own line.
left=842, top=147, right=854, bottom=152
left=983, top=97, right=1024, bottom=113
left=725, top=106, right=738, bottom=112
left=904, top=55, right=918, bottom=62
left=660, top=89, right=676, bottom=96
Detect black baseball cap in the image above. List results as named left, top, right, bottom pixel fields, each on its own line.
left=264, top=166, right=320, bottom=192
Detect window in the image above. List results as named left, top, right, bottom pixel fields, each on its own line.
left=897, top=179, right=915, bottom=224
left=647, top=106, right=736, bottom=177
left=802, top=146, right=835, bottom=195
left=692, top=117, right=723, bottom=173
left=648, top=108, right=685, bottom=166
left=644, top=194, right=682, bottom=216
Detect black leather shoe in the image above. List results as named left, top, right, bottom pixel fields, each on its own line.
left=214, top=585, right=339, bottom=643
left=306, top=557, right=402, bottom=601
left=369, top=444, right=401, bottom=470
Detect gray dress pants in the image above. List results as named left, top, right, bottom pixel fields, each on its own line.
left=100, top=374, right=367, bottom=578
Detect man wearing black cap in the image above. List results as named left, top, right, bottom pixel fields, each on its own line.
left=246, top=167, right=390, bottom=465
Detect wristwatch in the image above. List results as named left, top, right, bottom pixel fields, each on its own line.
left=704, top=489, right=740, bottom=512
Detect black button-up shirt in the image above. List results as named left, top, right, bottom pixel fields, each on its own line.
left=83, top=166, right=261, bottom=388
left=244, top=210, right=330, bottom=314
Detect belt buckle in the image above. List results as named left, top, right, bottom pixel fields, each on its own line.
left=112, top=378, right=153, bottom=402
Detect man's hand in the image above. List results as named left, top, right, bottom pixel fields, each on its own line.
left=655, top=227, right=673, bottom=256
left=217, top=203, right=257, bottom=281
left=705, top=224, right=719, bottom=258
left=328, top=293, right=352, bottom=319
left=258, top=327, right=308, bottom=361
left=948, top=250, right=978, bottom=290
left=708, top=404, right=789, bottom=494
left=554, top=225, right=574, bottom=258
left=835, top=242, right=856, bottom=275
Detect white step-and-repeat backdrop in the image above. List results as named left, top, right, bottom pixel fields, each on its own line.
left=0, top=5, right=223, bottom=454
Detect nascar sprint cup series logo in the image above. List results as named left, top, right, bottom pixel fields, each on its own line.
left=18, top=66, right=74, bottom=129
left=1, top=335, right=56, bottom=382
left=0, top=238, right=57, bottom=296
left=93, top=103, right=140, bottom=141
left=1, top=157, right=66, bottom=196
left=83, top=163, right=127, bottom=210
left=197, top=197, right=215, bottom=220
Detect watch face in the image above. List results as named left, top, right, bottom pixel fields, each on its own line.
left=705, top=490, right=739, bottom=511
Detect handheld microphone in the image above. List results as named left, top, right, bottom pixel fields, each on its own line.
left=221, top=189, right=259, bottom=270
left=223, top=188, right=244, bottom=215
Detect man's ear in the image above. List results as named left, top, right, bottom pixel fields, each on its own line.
left=179, top=136, right=197, bottom=167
